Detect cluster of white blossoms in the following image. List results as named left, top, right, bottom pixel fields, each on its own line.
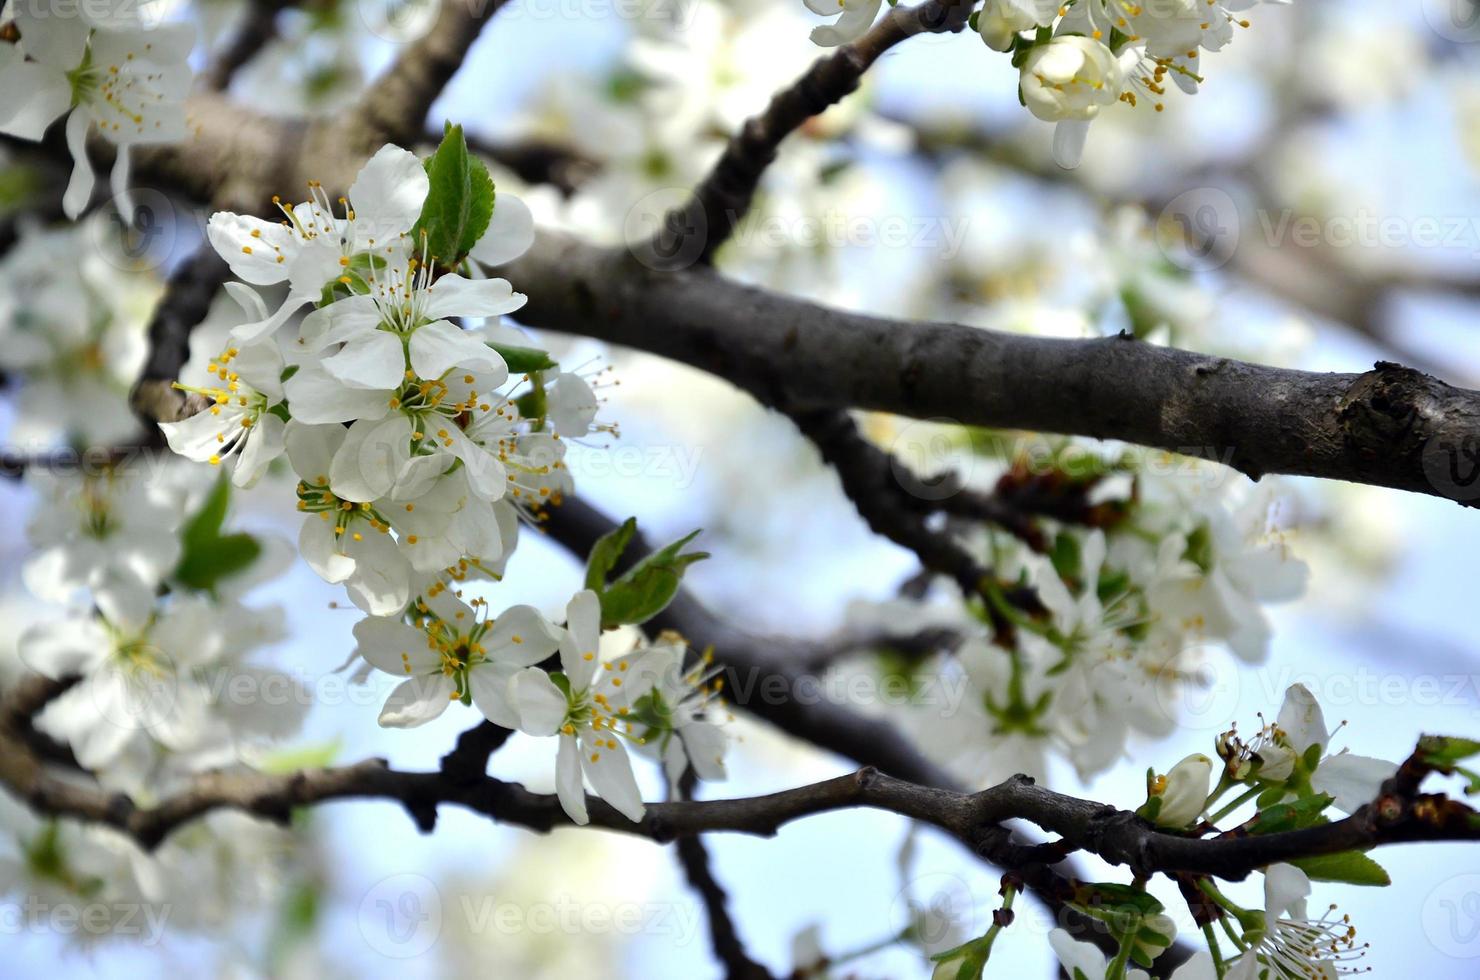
left=0, top=0, right=193, bottom=218
left=160, top=134, right=728, bottom=824
left=862, top=450, right=1308, bottom=789
left=803, top=0, right=1292, bottom=167
left=355, top=590, right=728, bottom=824
left=19, top=467, right=306, bottom=791
left=928, top=683, right=1380, bottom=979
left=2, top=461, right=314, bottom=936
left=0, top=217, right=156, bottom=448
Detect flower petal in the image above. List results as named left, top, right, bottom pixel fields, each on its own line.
left=378, top=674, right=455, bottom=728
left=556, top=734, right=588, bottom=825
left=62, top=110, right=94, bottom=219
left=1312, top=753, right=1397, bottom=815
left=348, top=145, right=429, bottom=247
left=283, top=360, right=392, bottom=424
left=408, top=319, right=508, bottom=382
left=469, top=193, right=535, bottom=267
left=1275, top=683, right=1328, bottom=757
left=322, top=330, right=406, bottom=391
left=508, top=667, right=567, bottom=736
left=485, top=604, right=562, bottom=668
left=581, top=732, right=645, bottom=823
left=354, top=616, right=438, bottom=676
left=423, top=274, right=527, bottom=321
left=330, top=414, right=411, bottom=502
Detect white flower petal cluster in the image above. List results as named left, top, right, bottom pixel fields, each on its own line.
left=178, top=143, right=583, bottom=620
left=866, top=449, right=1309, bottom=787
left=354, top=589, right=731, bottom=825
left=18, top=467, right=306, bottom=792
left=805, top=0, right=1289, bottom=168
left=1227, top=864, right=1366, bottom=980
left=0, top=459, right=313, bottom=940
left=0, top=3, right=193, bottom=217
left=0, top=219, right=155, bottom=447
left=1228, top=683, right=1396, bottom=814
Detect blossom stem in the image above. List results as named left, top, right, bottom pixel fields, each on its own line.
left=1206, top=785, right=1263, bottom=825
left=1201, top=921, right=1228, bottom=978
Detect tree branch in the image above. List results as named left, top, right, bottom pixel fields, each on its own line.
left=649, top=0, right=970, bottom=267
left=349, top=0, right=513, bottom=149
left=1, top=675, right=1471, bottom=892
left=674, top=769, right=775, bottom=980
left=201, top=0, right=286, bottom=92
left=499, top=232, right=1480, bottom=505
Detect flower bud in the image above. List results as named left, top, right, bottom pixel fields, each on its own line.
left=1019, top=36, right=1124, bottom=123
left=1151, top=753, right=1213, bottom=828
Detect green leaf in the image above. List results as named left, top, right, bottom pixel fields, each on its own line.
left=585, top=517, right=638, bottom=592
left=1419, top=735, right=1480, bottom=769
left=1291, top=851, right=1391, bottom=887
left=1244, top=795, right=1334, bottom=835
left=173, top=476, right=262, bottom=592
left=410, top=122, right=494, bottom=268
left=585, top=520, right=708, bottom=628
left=1049, top=531, right=1081, bottom=581
left=489, top=341, right=558, bottom=374
left=1071, top=881, right=1165, bottom=932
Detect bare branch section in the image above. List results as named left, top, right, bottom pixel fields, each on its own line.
left=673, top=770, right=776, bottom=980
left=350, top=0, right=513, bottom=149
left=646, top=0, right=971, bottom=268
left=500, top=232, right=1480, bottom=504
left=2, top=672, right=1473, bottom=889
left=201, top=0, right=286, bottom=91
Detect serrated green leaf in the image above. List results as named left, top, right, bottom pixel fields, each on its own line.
left=489, top=341, right=558, bottom=374
left=1291, top=851, right=1391, bottom=887
left=410, top=122, right=494, bottom=268
left=586, top=522, right=708, bottom=628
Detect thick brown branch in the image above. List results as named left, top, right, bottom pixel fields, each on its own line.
left=499, top=233, right=1480, bottom=505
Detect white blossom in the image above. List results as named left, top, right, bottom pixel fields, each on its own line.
left=510, top=590, right=655, bottom=824
left=0, top=8, right=193, bottom=218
